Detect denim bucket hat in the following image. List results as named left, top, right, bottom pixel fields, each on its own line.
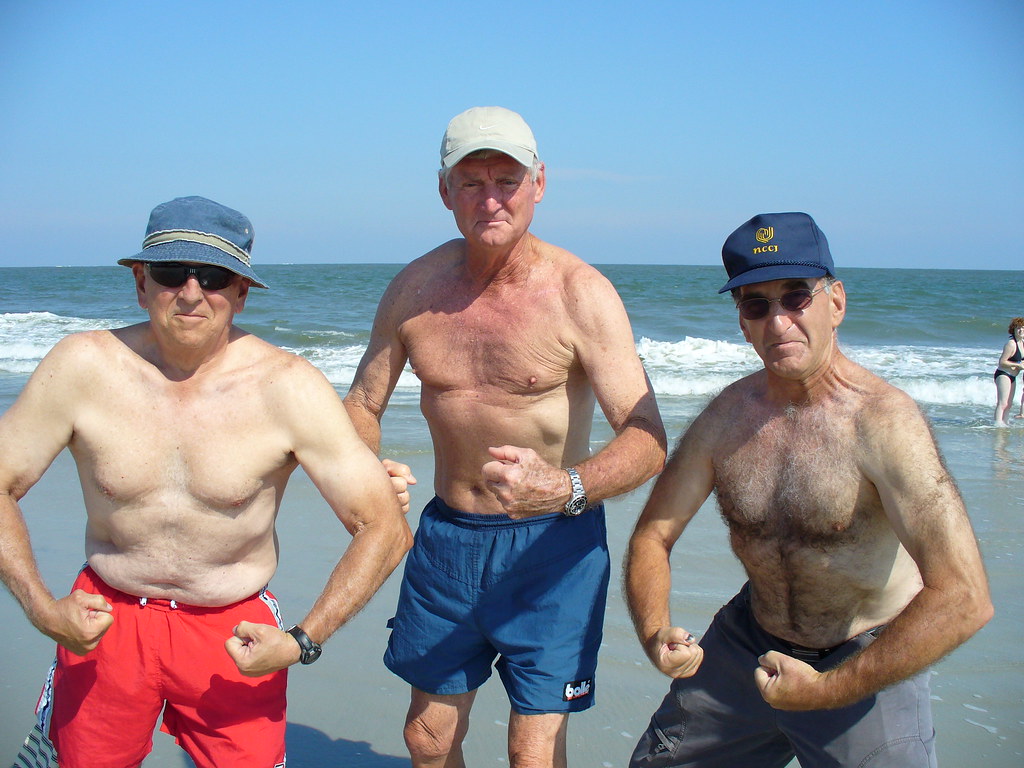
left=118, top=196, right=269, bottom=289
left=718, top=212, right=833, bottom=294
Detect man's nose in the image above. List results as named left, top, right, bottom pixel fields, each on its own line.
left=180, top=274, right=204, bottom=300
left=478, top=186, right=503, bottom=210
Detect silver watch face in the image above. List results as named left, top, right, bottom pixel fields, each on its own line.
left=564, top=496, right=588, bottom=516
left=564, top=468, right=587, bottom=516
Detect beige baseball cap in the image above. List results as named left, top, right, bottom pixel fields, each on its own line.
left=440, top=106, right=539, bottom=170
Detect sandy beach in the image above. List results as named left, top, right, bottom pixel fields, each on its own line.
left=1, top=418, right=1022, bottom=767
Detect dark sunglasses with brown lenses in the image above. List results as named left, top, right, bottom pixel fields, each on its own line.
left=736, top=284, right=829, bottom=321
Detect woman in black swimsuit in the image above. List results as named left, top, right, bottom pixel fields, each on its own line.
left=994, top=316, right=1024, bottom=425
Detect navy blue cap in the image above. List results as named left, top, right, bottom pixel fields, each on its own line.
left=118, top=196, right=269, bottom=289
left=718, top=212, right=834, bottom=293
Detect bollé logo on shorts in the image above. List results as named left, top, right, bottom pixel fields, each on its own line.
left=563, top=678, right=593, bottom=701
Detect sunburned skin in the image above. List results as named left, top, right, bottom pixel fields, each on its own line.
left=342, top=140, right=668, bottom=767
left=345, top=148, right=665, bottom=519
left=60, top=325, right=305, bottom=606
left=399, top=240, right=599, bottom=511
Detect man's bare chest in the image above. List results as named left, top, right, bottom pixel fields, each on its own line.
left=71, top=382, right=290, bottom=510
left=713, top=415, right=876, bottom=543
left=401, top=306, right=575, bottom=395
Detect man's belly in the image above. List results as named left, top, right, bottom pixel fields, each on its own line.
left=87, top=547, right=278, bottom=607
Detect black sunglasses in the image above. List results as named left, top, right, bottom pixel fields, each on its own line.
left=147, top=262, right=236, bottom=291
left=736, top=285, right=828, bottom=321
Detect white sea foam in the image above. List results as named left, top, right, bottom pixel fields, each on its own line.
left=0, top=312, right=119, bottom=373
left=0, top=313, right=1001, bottom=408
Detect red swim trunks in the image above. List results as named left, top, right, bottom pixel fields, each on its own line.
left=34, top=566, right=288, bottom=768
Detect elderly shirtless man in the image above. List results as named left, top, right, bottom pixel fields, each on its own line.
left=0, top=196, right=411, bottom=768
left=626, top=212, right=992, bottom=768
left=344, top=107, right=666, bottom=768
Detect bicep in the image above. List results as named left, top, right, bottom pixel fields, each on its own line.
left=574, top=283, right=662, bottom=434
left=345, top=297, right=408, bottom=419
left=0, top=347, right=79, bottom=497
left=632, top=421, right=716, bottom=548
left=289, top=368, right=398, bottom=531
left=863, top=403, right=982, bottom=579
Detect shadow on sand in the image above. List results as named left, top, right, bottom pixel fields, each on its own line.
left=284, top=723, right=410, bottom=767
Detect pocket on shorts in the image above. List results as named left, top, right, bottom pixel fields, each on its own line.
left=631, top=711, right=682, bottom=766
left=413, top=510, right=478, bottom=585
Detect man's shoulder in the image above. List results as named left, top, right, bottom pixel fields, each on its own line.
left=20, top=327, right=142, bottom=401
left=531, top=241, right=621, bottom=304
left=404, top=240, right=463, bottom=274
left=683, top=375, right=763, bottom=437
left=231, top=331, right=318, bottom=376
left=708, top=374, right=761, bottom=413
left=842, top=360, right=921, bottom=418
left=382, top=241, right=463, bottom=294
left=536, top=239, right=598, bottom=274
left=53, top=325, right=138, bottom=362
left=227, top=336, right=339, bottom=416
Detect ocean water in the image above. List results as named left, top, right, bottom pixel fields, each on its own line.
left=0, top=264, right=1017, bottom=426
left=0, top=263, right=1022, bottom=766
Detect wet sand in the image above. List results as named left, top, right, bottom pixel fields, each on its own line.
left=2, top=426, right=1022, bottom=766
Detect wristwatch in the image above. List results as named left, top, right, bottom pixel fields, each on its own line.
left=563, top=467, right=588, bottom=517
left=286, top=624, right=323, bottom=665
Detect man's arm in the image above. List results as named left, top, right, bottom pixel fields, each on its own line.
left=625, top=409, right=717, bottom=678
left=343, top=277, right=411, bottom=453
left=756, top=394, right=993, bottom=710
left=0, top=335, right=114, bottom=654
left=482, top=266, right=667, bottom=516
left=565, top=268, right=667, bottom=501
left=341, top=278, right=418, bottom=511
left=227, top=359, right=412, bottom=676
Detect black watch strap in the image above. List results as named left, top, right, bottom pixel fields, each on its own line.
left=286, top=624, right=323, bottom=665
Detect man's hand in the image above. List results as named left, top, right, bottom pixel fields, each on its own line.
left=382, top=459, right=417, bottom=514
left=481, top=445, right=569, bottom=519
left=646, top=626, right=703, bottom=679
left=225, top=621, right=301, bottom=677
left=754, top=650, right=828, bottom=711
left=40, top=589, right=114, bottom=656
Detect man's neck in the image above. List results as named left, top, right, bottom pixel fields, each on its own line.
left=461, top=233, right=537, bottom=286
left=144, top=326, right=237, bottom=382
left=762, top=346, right=849, bottom=408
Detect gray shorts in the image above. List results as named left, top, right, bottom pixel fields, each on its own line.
left=630, top=584, right=936, bottom=768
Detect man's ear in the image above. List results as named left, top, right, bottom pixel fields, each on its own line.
left=438, top=173, right=454, bottom=211
left=131, top=262, right=148, bottom=309
left=232, top=279, right=250, bottom=314
left=739, top=315, right=752, bottom=344
left=532, top=162, right=546, bottom=203
left=829, top=280, right=846, bottom=330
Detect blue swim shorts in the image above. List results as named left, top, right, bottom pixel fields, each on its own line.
left=384, top=497, right=610, bottom=715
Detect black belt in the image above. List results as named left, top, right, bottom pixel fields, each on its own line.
left=773, top=625, right=885, bottom=662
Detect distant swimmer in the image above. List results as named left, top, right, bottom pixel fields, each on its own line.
left=0, top=196, right=411, bottom=768
left=993, top=316, right=1024, bottom=425
left=344, top=106, right=667, bottom=768
left=626, top=212, right=992, bottom=767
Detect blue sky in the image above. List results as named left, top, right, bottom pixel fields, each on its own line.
left=1, top=1, right=1021, bottom=270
